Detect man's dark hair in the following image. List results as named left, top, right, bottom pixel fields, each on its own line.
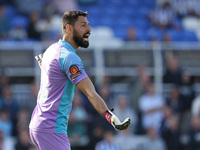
left=62, top=10, right=89, bottom=34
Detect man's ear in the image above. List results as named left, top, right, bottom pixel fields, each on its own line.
left=65, top=24, right=73, bottom=34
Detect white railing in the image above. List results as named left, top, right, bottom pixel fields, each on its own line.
left=1, top=41, right=200, bottom=95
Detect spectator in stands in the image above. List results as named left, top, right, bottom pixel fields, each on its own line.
left=139, top=82, right=165, bottom=131
left=125, top=26, right=138, bottom=41
left=16, top=108, right=30, bottom=135
left=171, top=0, right=200, bottom=18
left=188, top=0, right=200, bottom=17
left=20, top=81, right=37, bottom=115
left=161, top=32, right=174, bottom=50
left=187, top=116, right=200, bottom=150
left=36, top=12, right=62, bottom=41
left=0, top=109, right=12, bottom=138
left=0, top=75, right=10, bottom=98
left=27, top=12, right=41, bottom=40
left=131, top=65, right=151, bottom=113
left=29, top=81, right=38, bottom=110
left=148, top=2, right=177, bottom=30
left=15, top=129, right=32, bottom=150
left=160, top=105, right=173, bottom=133
left=0, top=130, right=14, bottom=150
left=8, top=24, right=27, bottom=40
left=143, top=126, right=166, bottom=150
left=0, top=85, right=19, bottom=136
left=179, top=71, right=195, bottom=112
left=114, top=94, right=137, bottom=132
left=165, top=85, right=182, bottom=115
left=162, top=32, right=172, bottom=43
left=49, top=14, right=63, bottom=41
left=191, top=95, right=200, bottom=117
left=169, top=0, right=189, bottom=18
left=68, top=91, right=89, bottom=149
left=161, top=115, right=181, bottom=150
left=87, top=124, right=104, bottom=150
left=36, top=14, right=53, bottom=41
left=95, top=130, right=120, bottom=150
left=0, top=4, right=10, bottom=39
left=163, top=55, right=183, bottom=85
left=98, top=83, right=113, bottom=108
left=114, top=128, right=137, bottom=150
left=178, top=71, right=195, bottom=134
left=36, top=13, right=62, bottom=41
left=0, top=85, right=19, bottom=119
left=0, top=129, right=15, bottom=150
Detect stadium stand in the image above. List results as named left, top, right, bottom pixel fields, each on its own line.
left=0, top=0, right=199, bottom=42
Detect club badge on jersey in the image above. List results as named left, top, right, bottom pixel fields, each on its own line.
left=69, top=65, right=82, bottom=80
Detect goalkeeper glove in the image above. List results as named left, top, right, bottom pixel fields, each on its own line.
left=35, top=54, right=43, bottom=67
left=104, top=109, right=131, bottom=130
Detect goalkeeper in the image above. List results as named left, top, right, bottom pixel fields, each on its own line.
left=29, top=10, right=130, bottom=150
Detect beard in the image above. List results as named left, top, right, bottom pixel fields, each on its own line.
left=73, top=29, right=89, bottom=48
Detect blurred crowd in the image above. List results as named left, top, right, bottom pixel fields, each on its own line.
left=0, top=76, right=37, bottom=150
left=1, top=54, right=200, bottom=150
left=0, top=0, right=78, bottom=41
left=127, top=0, right=200, bottom=42
left=0, top=0, right=199, bottom=42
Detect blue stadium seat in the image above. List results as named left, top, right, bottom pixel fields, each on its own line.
left=137, top=29, right=151, bottom=41
left=142, top=0, right=156, bottom=7
left=115, top=17, right=131, bottom=28
left=166, top=29, right=198, bottom=42
left=182, top=30, right=198, bottom=41
left=130, top=18, right=151, bottom=29
left=110, top=0, right=123, bottom=6
left=126, top=0, right=142, bottom=7
left=101, top=17, right=116, bottom=26
left=103, top=7, right=118, bottom=16
left=88, top=16, right=102, bottom=27
left=138, top=7, right=150, bottom=17
left=5, top=5, right=16, bottom=19
left=79, top=6, right=100, bottom=15
left=167, top=29, right=183, bottom=41
left=10, top=15, right=29, bottom=29
left=113, top=26, right=127, bottom=40
left=148, top=28, right=164, bottom=41
left=119, top=6, right=136, bottom=17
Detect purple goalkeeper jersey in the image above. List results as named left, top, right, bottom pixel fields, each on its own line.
left=29, top=39, right=88, bottom=134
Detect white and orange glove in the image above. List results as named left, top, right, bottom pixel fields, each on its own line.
left=104, top=109, right=130, bottom=130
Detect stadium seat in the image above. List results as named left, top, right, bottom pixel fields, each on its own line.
left=113, top=27, right=127, bottom=40
left=182, top=30, right=198, bottom=41
left=147, top=27, right=164, bottom=41
left=78, top=0, right=199, bottom=42
left=137, top=29, right=151, bottom=41
left=5, top=5, right=16, bottom=19
left=10, top=15, right=29, bottom=29
left=142, top=0, right=155, bottom=7
left=126, top=0, right=142, bottom=7
left=166, top=29, right=181, bottom=41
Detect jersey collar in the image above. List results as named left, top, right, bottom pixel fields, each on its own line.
left=58, top=39, right=76, bottom=53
